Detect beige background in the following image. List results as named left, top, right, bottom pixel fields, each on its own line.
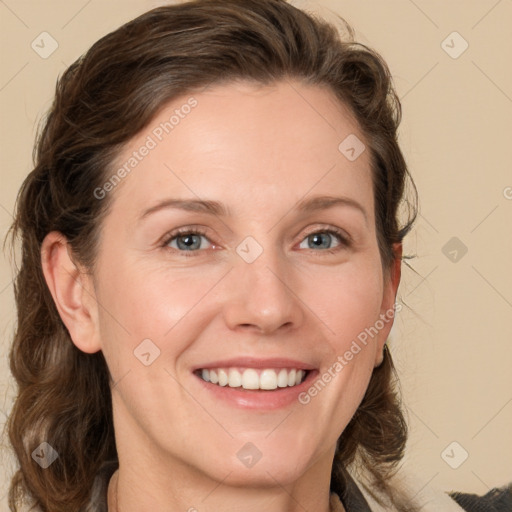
left=1, top=0, right=511, bottom=508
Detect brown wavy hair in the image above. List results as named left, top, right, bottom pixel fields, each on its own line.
left=4, top=0, right=418, bottom=510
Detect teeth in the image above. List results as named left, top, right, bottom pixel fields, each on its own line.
left=218, top=369, right=228, bottom=386
left=228, top=369, right=242, bottom=388
left=241, top=369, right=259, bottom=389
left=260, top=369, right=278, bottom=390
left=277, top=369, right=288, bottom=388
left=199, top=368, right=307, bottom=390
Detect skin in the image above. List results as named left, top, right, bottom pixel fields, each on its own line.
left=41, top=79, right=401, bottom=512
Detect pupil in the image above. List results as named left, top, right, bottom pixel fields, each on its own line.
left=311, top=233, right=330, bottom=249
left=178, top=234, right=199, bottom=250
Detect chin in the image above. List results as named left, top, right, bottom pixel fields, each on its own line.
left=216, top=459, right=309, bottom=489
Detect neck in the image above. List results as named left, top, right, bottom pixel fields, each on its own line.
left=108, top=396, right=342, bottom=512
left=107, top=452, right=338, bottom=512
left=107, top=469, right=118, bottom=512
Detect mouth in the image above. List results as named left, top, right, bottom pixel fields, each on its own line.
left=194, top=367, right=310, bottom=391
left=191, top=356, right=318, bottom=409
left=192, top=358, right=318, bottom=410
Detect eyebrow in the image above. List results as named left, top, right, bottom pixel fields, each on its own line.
left=138, top=194, right=368, bottom=223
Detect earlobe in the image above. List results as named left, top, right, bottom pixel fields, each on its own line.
left=40, top=231, right=101, bottom=354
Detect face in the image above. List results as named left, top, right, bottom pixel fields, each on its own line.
left=57, top=80, right=400, bottom=489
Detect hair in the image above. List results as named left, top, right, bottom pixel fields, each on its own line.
left=4, top=1, right=418, bottom=510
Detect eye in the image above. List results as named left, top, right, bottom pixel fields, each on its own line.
left=162, top=227, right=213, bottom=256
left=161, top=226, right=350, bottom=257
left=298, top=228, right=349, bottom=254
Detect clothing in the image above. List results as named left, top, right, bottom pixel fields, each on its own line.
left=84, top=459, right=511, bottom=512
left=449, top=486, right=512, bottom=512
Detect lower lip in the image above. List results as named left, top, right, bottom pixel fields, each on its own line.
left=194, top=370, right=319, bottom=410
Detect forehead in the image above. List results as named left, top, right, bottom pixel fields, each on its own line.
left=106, top=79, right=374, bottom=221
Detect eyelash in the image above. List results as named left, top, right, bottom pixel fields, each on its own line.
left=160, top=226, right=351, bottom=258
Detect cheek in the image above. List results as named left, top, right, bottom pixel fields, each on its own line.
left=95, top=246, right=384, bottom=373
left=94, top=255, right=231, bottom=384
left=96, top=264, right=201, bottom=344
left=307, top=259, right=384, bottom=347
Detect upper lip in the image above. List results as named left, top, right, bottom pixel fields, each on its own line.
left=193, top=357, right=316, bottom=371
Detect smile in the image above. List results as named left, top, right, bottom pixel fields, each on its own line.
left=197, top=367, right=309, bottom=390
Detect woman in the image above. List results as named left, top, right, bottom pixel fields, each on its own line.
left=5, top=1, right=511, bottom=511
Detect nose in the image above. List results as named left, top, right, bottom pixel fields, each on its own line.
left=221, top=248, right=305, bottom=336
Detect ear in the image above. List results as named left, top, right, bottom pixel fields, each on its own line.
left=41, top=231, right=101, bottom=354
left=374, top=242, right=402, bottom=367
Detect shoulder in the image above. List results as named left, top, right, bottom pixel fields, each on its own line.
left=448, top=483, right=512, bottom=512
left=344, top=462, right=511, bottom=512
left=83, top=460, right=512, bottom=512
left=84, top=460, right=118, bottom=512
